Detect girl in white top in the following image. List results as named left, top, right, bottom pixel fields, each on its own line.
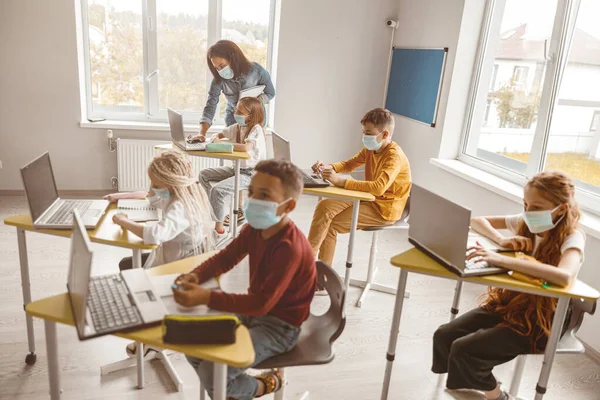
left=431, top=171, right=585, bottom=400
left=107, top=150, right=214, bottom=269
left=198, top=96, right=267, bottom=235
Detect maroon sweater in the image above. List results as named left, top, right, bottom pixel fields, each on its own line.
left=193, top=221, right=317, bottom=327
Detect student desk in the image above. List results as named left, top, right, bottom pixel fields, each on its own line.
left=380, top=248, right=600, bottom=400
left=4, top=204, right=156, bottom=366
left=25, top=254, right=255, bottom=400
left=302, top=186, right=376, bottom=294
left=154, top=143, right=251, bottom=239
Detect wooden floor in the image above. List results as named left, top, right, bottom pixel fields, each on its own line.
left=1, top=194, right=599, bottom=400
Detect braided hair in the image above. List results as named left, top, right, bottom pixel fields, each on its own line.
left=148, top=150, right=214, bottom=254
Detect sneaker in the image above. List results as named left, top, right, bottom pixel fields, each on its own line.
left=255, top=369, right=284, bottom=397
left=126, top=342, right=158, bottom=358
left=223, top=210, right=245, bottom=227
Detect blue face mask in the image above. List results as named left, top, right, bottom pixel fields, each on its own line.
left=152, top=187, right=171, bottom=201
left=522, top=205, right=564, bottom=234
left=234, top=114, right=247, bottom=126
left=243, top=198, right=291, bottom=230
left=362, top=133, right=383, bottom=151
left=218, top=65, right=234, bottom=80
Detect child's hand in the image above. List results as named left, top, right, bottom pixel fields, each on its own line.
left=321, top=168, right=346, bottom=187
left=466, top=245, right=505, bottom=266
left=312, top=160, right=326, bottom=173
left=112, top=213, right=129, bottom=226
left=498, top=236, right=532, bottom=252
left=187, top=134, right=206, bottom=143
left=175, top=273, right=199, bottom=286
left=103, top=193, right=120, bottom=203
left=172, top=282, right=211, bottom=307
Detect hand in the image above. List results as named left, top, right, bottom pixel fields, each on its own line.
left=174, top=273, right=199, bottom=286
left=498, top=236, right=532, bottom=252
left=466, top=245, right=506, bottom=266
left=312, top=160, right=326, bottom=173
left=321, top=167, right=346, bottom=187
left=103, top=193, right=120, bottom=203
left=112, top=213, right=129, bottom=226
left=187, top=134, right=206, bottom=143
left=172, top=282, right=211, bottom=307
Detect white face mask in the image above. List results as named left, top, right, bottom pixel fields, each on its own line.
left=522, top=205, right=564, bottom=234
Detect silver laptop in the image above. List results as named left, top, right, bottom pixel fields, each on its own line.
left=168, top=108, right=207, bottom=151
left=408, top=185, right=506, bottom=277
left=20, top=152, right=109, bottom=229
left=271, top=132, right=330, bottom=188
left=67, top=210, right=168, bottom=340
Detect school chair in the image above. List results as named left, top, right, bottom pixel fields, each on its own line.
left=200, top=261, right=346, bottom=400
left=508, top=298, right=597, bottom=398
left=350, top=196, right=411, bottom=307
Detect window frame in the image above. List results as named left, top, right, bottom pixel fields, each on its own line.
left=459, top=0, right=600, bottom=215
left=80, top=0, right=277, bottom=125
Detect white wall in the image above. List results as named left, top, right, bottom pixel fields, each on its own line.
left=394, top=0, right=600, bottom=352
left=0, top=0, right=398, bottom=190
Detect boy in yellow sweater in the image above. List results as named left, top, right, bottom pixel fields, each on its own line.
left=308, top=108, right=412, bottom=266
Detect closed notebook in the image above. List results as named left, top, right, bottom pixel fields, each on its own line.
left=117, top=199, right=160, bottom=222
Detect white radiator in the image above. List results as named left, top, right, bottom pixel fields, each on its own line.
left=116, top=139, right=220, bottom=191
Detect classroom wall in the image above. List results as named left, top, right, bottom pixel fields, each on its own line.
left=393, top=0, right=600, bottom=353
left=0, top=0, right=398, bottom=190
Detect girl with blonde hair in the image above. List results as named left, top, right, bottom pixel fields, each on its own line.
left=432, top=171, right=586, bottom=400
left=108, top=150, right=213, bottom=270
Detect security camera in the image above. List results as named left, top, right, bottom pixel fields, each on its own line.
left=386, top=20, right=398, bottom=28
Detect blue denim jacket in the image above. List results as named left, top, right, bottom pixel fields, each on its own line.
left=200, top=62, right=275, bottom=126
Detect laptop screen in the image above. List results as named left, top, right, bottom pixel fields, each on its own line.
left=272, top=132, right=291, bottom=161
left=167, top=108, right=185, bottom=144
left=68, top=210, right=94, bottom=339
left=20, top=152, right=59, bottom=222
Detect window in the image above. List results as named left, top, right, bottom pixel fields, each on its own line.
left=82, top=0, right=276, bottom=124
left=461, top=0, right=600, bottom=213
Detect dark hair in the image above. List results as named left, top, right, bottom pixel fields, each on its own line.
left=207, top=40, right=253, bottom=82
left=236, top=97, right=265, bottom=132
left=360, top=108, right=395, bottom=133
left=254, top=159, right=304, bottom=198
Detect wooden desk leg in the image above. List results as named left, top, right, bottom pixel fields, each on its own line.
left=449, top=281, right=463, bottom=322
left=213, top=362, right=227, bottom=400
left=132, top=249, right=143, bottom=269
left=533, top=296, right=569, bottom=400
left=44, top=320, right=61, bottom=399
left=381, top=269, right=408, bottom=400
left=344, top=200, right=361, bottom=294
left=231, top=160, right=241, bottom=238
left=17, top=228, right=37, bottom=365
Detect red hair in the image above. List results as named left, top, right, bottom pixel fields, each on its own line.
left=482, top=171, right=580, bottom=351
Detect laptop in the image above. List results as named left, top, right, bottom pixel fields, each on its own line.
left=408, top=185, right=506, bottom=277
left=20, top=152, right=109, bottom=229
left=67, top=210, right=168, bottom=340
left=271, top=132, right=330, bottom=188
left=168, top=108, right=207, bottom=151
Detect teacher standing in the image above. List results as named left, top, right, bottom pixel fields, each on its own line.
left=197, top=40, right=275, bottom=140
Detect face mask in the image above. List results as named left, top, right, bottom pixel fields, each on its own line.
left=243, top=198, right=291, bottom=230
left=362, top=133, right=383, bottom=151
left=234, top=114, right=247, bottom=126
left=218, top=65, right=234, bottom=80
left=152, top=187, right=171, bottom=201
left=522, top=205, right=564, bottom=234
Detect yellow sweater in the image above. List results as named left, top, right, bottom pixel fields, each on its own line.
left=332, top=142, right=411, bottom=221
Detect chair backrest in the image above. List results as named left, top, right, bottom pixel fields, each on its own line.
left=271, top=131, right=291, bottom=161
left=566, top=298, right=596, bottom=334
left=312, top=261, right=346, bottom=343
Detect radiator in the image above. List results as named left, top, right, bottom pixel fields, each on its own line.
left=116, top=139, right=220, bottom=191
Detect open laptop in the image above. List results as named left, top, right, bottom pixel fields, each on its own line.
left=67, top=210, right=168, bottom=340
left=20, top=152, right=109, bottom=229
left=168, top=108, right=207, bottom=151
left=271, top=132, right=330, bottom=188
left=408, top=185, right=506, bottom=277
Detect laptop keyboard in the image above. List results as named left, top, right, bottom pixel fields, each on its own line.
left=88, top=274, right=141, bottom=333
left=185, top=141, right=206, bottom=150
left=47, top=200, right=92, bottom=225
left=301, top=170, right=326, bottom=186
left=465, top=258, right=490, bottom=270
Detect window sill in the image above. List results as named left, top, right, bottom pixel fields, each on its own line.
left=430, top=158, right=600, bottom=240
left=80, top=119, right=226, bottom=133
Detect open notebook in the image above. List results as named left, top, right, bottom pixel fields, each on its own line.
left=117, top=199, right=160, bottom=222
left=149, top=273, right=222, bottom=316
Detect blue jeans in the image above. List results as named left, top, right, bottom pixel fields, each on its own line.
left=186, top=314, right=300, bottom=400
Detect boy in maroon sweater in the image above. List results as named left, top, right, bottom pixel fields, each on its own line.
left=173, top=159, right=317, bottom=400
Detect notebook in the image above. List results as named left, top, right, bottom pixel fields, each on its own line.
left=239, top=85, right=266, bottom=99
left=117, top=199, right=160, bottom=222
left=149, top=273, right=221, bottom=316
